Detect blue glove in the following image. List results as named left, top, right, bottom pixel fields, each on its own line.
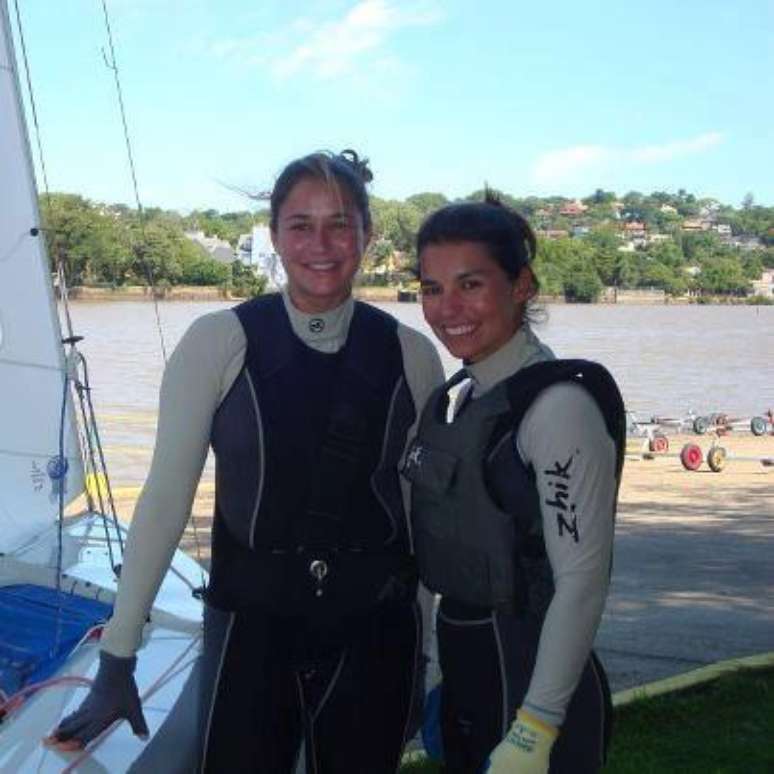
left=45, top=651, right=148, bottom=749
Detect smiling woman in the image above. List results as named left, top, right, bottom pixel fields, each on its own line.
left=268, top=151, right=374, bottom=313
left=418, top=195, right=538, bottom=364
left=46, top=149, right=445, bottom=773
left=271, top=175, right=370, bottom=313
left=406, top=193, right=626, bottom=774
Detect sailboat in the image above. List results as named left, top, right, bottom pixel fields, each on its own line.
left=0, top=3, right=204, bottom=770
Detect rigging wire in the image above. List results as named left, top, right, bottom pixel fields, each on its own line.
left=71, top=350, right=125, bottom=563
left=99, top=0, right=167, bottom=363
left=11, top=0, right=51, bottom=208
left=98, top=0, right=207, bottom=583
left=12, top=0, right=208, bottom=588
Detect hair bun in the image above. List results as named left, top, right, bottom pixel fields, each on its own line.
left=339, top=149, right=373, bottom=183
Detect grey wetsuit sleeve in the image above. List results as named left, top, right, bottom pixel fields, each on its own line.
left=397, top=322, right=445, bottom=655
left=516, top=382, right=617, bottom=726
left=101, top=311, right=246, bottom=657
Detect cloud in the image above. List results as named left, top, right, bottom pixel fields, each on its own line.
left=629, top=132, right=723, bottom=163
left=209, top=1, right=443, bottom=79
left=531, top=132, right=724, bottom=186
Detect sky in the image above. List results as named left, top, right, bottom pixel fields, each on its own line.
left=6, top=0, right=774, bottom=213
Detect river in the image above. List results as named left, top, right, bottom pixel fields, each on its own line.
left=65, top=300, right=774, bottom=485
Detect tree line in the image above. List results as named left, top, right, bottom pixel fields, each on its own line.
left=40, top=189, right=773, bottom=302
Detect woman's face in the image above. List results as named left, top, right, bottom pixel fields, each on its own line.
left=420, top=241, right=532, bottom=363
left=271, top=176, right=370, bottom=313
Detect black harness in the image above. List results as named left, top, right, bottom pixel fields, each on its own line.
left=405, top=359, right=625, bottom=613
left=207, top=295, right=417, bottom=619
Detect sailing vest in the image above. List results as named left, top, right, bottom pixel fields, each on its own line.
left=403, top=359, right=625, bottom=614
left=207, top=294, right=417, bottom=619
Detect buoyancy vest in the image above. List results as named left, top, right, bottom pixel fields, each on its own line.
left=207, top=294, right=418, bottom=618
left=403, top=359, right=625, bottom=614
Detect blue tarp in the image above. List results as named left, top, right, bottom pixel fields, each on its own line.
left=0, top=584, right=112, bottom=698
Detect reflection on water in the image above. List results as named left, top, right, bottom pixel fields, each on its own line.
left=66, top=300, right=774, bottom=485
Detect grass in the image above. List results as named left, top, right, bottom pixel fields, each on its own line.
left=399, top=667, right=774, bottom=774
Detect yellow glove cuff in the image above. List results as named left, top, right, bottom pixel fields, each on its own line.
left=486, top=708, right=558, bottom=773
left=515, top=708, right=559, bottom=741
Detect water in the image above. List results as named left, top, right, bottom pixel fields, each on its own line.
left=67, top=300, right=774, bottom=484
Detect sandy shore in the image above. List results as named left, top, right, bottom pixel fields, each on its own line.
left=107, top=430, right=773, bottom=691
left=619, top=431, right=773, bottom=523
left=106, top=431, right=773, bottom=565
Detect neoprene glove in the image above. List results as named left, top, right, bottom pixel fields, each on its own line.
left=50, top=651, right=148, bottom=746
left=485, top=708, right=558, bottom=774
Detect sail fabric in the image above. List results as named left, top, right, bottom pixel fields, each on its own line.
left=0, top=6, right=85, bottom=553
left=0, top=584, right=112, bottom=697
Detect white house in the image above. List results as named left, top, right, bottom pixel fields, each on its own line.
left=250, top=225, right=286, bottom=290
left=184, top=230, right=235, bottom=264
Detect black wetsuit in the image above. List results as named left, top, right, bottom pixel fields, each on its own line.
left=199, top=295, right=423, bottom=773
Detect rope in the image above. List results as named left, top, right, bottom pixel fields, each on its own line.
left=0, top=676, right=94, bottom=719
left=71, top=351, right=124, bottom=566
left=0, top=625, right=104, bottom=718
left=99, top=0, right=167, bottom=363
left=51, top=369, right=70, bottom=660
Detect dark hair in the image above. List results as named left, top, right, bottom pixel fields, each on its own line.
left=416, top=190, right=543, bottom=324
left=270, top=149, right=373, bottom=231
left=416, top=189, right=537, bottom=280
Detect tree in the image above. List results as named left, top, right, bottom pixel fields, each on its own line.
left=640, top=260, right=686, bottom=295
left=231, top=260, right=267, bottom=298
left=682, top=231, right=722, bottom=261
left=564, top=256, right=603, bottom=302
left=584, top=189, right=616, bottom=206
left=646, top=240, right=684, bottom=269
left=41, top=193, right=130, bottom=285
left=370, top=198, right=422, bottom=256
left=740, top=252, right=763, bottom=281
left=586, top=226, right=621, bottom=285
left=532, top=256, right=564, bottom=296
left=696, top=257, right=749, bottom=296
left=614, top=253, right=641, bottom=289
left=178, top=251, right=230, bottom=285
left=406, top=193, right=448, bottom=218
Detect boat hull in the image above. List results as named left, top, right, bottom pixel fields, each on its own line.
left=0, top=512, right=205, bottom=773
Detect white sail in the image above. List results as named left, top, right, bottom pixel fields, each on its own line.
left=0, top=4, right=85, bottom=553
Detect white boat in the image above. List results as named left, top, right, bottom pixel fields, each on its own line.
left=0, top=4, right=204, bottom=771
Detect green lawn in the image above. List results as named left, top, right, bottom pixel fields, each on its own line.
left=400, top=668, right=774, bottom=774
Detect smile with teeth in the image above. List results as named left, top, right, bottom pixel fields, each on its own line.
left=442, top=324, right=477, bottom=337
left=306, top=262, right=337, bottom=271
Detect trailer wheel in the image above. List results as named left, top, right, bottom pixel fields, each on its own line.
left=707, top=446, right=727, bottom=472
left=680, top=443, right=703, bottom=471
left=693, top=416, right=710, bottom=435
left=649, top=434, right=669, bottom=453
left=751, top=416, right=767, bottom=436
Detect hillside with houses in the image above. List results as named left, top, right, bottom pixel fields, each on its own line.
left=41, top=188, right=773, bottom=303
